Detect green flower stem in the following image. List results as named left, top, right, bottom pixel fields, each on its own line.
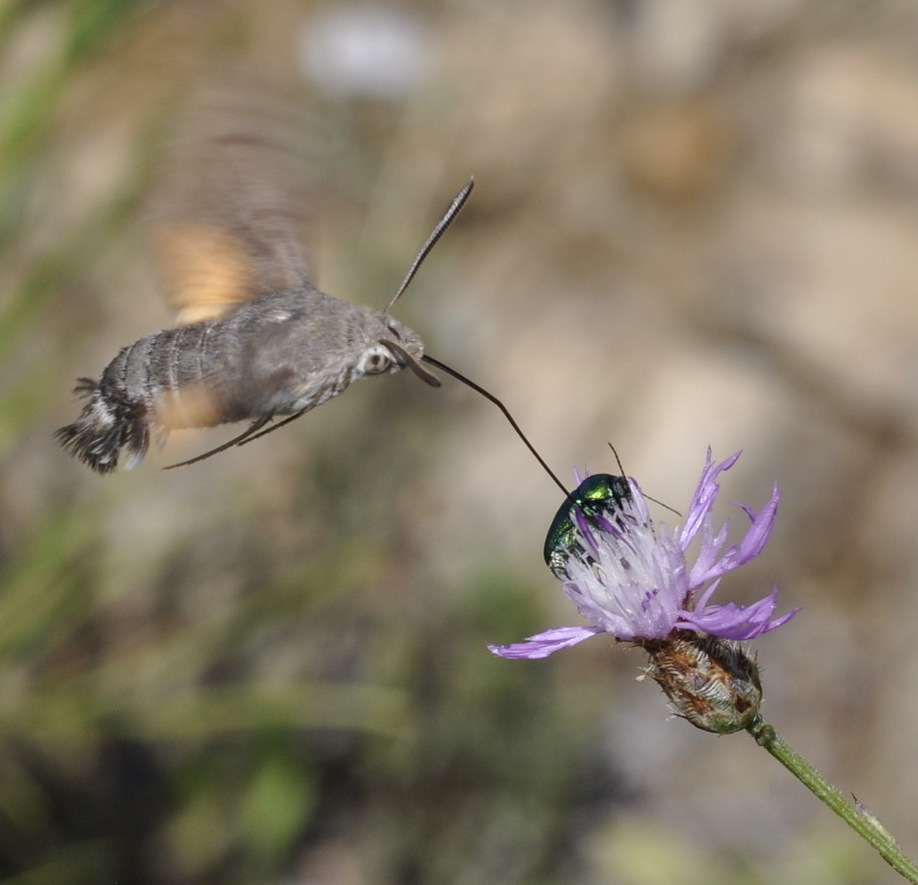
left=748, top=718, right=918, bottom=884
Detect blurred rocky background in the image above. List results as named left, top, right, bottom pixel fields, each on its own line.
left=2, top=0, right=918, bottom=883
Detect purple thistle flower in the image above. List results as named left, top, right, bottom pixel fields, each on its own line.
left=490, top=450, right=799, bottom=660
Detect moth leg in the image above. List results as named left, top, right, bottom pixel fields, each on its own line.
left=232, top=409, right=308, bottom=448
left=163, top=416, right=272, bottom=470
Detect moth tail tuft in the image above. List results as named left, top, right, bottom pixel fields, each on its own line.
left=55, top=379, right=151, bottom=474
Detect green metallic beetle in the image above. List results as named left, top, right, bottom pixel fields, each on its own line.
left=543, top=474, right=633, bottom=578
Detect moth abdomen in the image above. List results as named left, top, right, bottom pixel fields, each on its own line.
left=55, top=323, right=222, bottom=474
left=55, top=369, right=152, bottom=475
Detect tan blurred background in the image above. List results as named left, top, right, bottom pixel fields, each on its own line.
left=2, top=1, right=918, bottom=883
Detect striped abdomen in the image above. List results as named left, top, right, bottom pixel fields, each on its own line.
left=55, top=319, right=235, bottom=474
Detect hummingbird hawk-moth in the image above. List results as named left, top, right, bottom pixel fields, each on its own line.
left=56, top=84, right=470, bottom=474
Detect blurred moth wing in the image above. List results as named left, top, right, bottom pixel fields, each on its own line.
left=153, top=222, right=255, bottom=324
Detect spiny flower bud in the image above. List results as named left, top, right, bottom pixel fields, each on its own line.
left=641, top=633, right=763, bottom=734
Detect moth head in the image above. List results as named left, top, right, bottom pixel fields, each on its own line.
left=371, top=316, right=440, bottom=386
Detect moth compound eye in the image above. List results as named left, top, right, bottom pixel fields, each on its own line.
left=361, top=348, right=393, bottom=375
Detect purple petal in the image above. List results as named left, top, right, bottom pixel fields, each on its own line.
left=688, top=482, right=780, bottom=587
left=679, top=450, right=741, bottom=549
left=573, top=507, right=602, bottom=559
left=732, top=485, right=779, bottom=563
left=678, top=585, right=800, bottom=640
left=688, top=520, right=729, bottom=585
left=488, top=625, right=602, bottom=659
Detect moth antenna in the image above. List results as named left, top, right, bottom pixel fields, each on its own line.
left=385, top=179, right=474, bottom=314
left=421, top=354, right=569, bottom=498
left=606, top=442, right=680, bottom=517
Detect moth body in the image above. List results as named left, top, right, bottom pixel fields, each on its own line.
left=56, top=287, right=424, bottom=474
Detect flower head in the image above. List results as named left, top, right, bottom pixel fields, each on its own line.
left=489, top=450, right=798, bottom=660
